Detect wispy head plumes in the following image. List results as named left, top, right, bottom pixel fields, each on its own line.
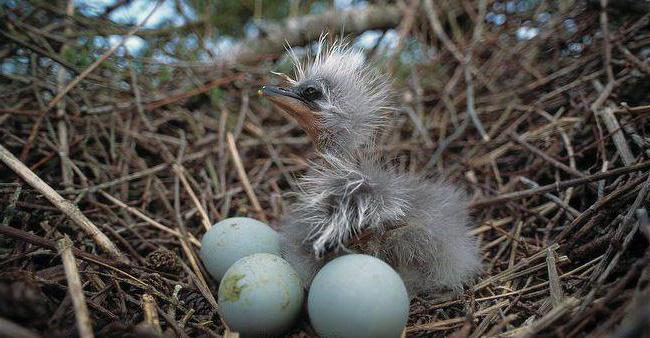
left=286, top=36, right=394, bottom=151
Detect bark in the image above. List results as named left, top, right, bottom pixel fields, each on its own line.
left=225, top=5, right=402, bottom=65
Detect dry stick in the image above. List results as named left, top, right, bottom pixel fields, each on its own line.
left=0, top=225, right=129, bottom=270
left=596, top=106, right=635, bottom=166
left=407, top=300, right=510, bottom=332
left=520, top=177, right=580, bottom=219
left=618, top=43, right=650, bottom=76
left=226, top=132, right=267, bottom=222
left=0, top=225, right=169, bottom=308
left=56, top=0, right=74, bottom=191
left=423, top=0, right=464, bottom=62
left=509, top=132, right=585, bottom=179
left=172, top=164, right=212, bottom=231
left=141, top=294, right=162, bottom=335
left=171, top=171, right=218, bottom=311
left=0, top=31, right=103, bottom=83
left=580, top=173, right=650, bottom=310
left=546, top=246, right=564, bottom=308
left=63, top=147, right=217, bottom=194
left=57, top=236, right=95, bottom=338
left=558, top=172, right=647, bottom=242
left=469, top=160, right=650, bottom=208
left=483, top=314, right=518, bottom=337
left=19, top=0, right=163, bottom=161
left=99, top=190, right=201, bottom=247
left=473, top=243, right=560, bottom=290
left=424, top=0, right=489, bottom=141
left=600, top=0, right=614, bottom=83
left=432, top=254, right=601, bottom=311
left=144, top=74, right=245, bottom=111
left=0, top=144, right=126, bottom=261
left=464, top=0, right=489, bottom=142
left=519, top=297, right=580, bottom=338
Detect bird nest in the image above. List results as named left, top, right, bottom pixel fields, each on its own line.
left=1, top=1, right=649, bottom=337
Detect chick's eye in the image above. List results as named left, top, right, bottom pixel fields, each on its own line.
left=302, top=86, right=320, bottom=100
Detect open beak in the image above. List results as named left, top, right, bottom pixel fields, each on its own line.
left=259, top=85, right=320, bottom=138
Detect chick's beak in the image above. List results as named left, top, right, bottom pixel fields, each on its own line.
left=259, top=86, right=311, bottom=117
left=260, top=85, right=320, bottom=138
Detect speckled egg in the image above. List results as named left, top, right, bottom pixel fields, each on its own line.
left=200, top=217, right=280, bottom=280
left=218, top=253, right=304, bottom=336
left=308, top=254, right=409, bottom=338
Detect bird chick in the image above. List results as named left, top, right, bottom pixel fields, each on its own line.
left=260, top=40, right=480, bottom=296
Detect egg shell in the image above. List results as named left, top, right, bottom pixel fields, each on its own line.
left=218, top=253, right=304, bottom=336
left=308, top=254, right=409, bottom=338
left=200, top=217, right=280, bottom=281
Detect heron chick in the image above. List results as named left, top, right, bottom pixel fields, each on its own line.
left=260, top=41, right=480, bottom=296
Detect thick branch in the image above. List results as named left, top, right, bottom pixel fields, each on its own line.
left=226, top=5, right=402, bottom=64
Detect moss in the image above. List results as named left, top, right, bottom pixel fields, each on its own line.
left=220, top=273, right=246, bottom=302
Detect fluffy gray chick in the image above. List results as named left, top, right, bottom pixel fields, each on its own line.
left=260, top=41, right=480, bottom=296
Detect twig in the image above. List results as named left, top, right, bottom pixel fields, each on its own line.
left=423, top=0, right=465, bottom=62
left=463, top=0, right=489, bottom=141
left=519, top=297, right=580, bottom=338
left=600, top=0, right=614, bottom=83
left=172, top=163, right=212, bottom=231
left=0, top=144, right=127, bottom=261
left=510, top=132, right=585, bottom=179
left=141, top=294, right=162, bottom=335
left=172, top=172, right=218, bottom=311
left=617, top=43, right=650, bottom=76
left=19, top=0, right=164, bottom=161
left=558, top=172, right=648, bottom=242
left=546, top=247, right=564, bottom=307
left=596, top=106, right=636, bottom=166
left=56, top=0, right=74, bottom=191
left=226, top=132, right=267, bottom=222
left=57, top=236, right=95, bottom=338
left=581, top=173, right=650, bottom=308
left=470, top=160, right=650, bottom=208
left=144, top=74, right=245, bottom=111
left=99, top=190, right=201, bottom=246
left=474, top=244, right=559, bottom=290
left=519, top=177, right=580, bottom=219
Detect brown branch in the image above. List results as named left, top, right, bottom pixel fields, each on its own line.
left=470, top=160, right=650, bottom=208
left=144, top=74, right=244, bottom=111
left=0, top=144, right=127, bottom=261
left=19, top=0, right=164, bottom=161
left=57, top=236, right=95, bottom=338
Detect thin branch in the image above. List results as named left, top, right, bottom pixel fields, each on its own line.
left=20, top=0, right=164, bottom=161
left=470, top=160, right=650, bottom=208
left=57, top=236, right=95, bottom=338
left=227, top=133, right=267, bottom=222
left=0, top=144, right=127, bottom=261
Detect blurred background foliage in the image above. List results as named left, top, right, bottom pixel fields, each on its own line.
left=2, top=0, right=589, bottom=80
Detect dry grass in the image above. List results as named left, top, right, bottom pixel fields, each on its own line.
left=1, top=1, right=649, bottom=337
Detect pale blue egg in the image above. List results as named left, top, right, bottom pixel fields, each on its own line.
left=308, top=254, right=409, bottom=338
left=200, top=217, right=280, bottom=280
left=218, top=253, right=304, bottom=336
